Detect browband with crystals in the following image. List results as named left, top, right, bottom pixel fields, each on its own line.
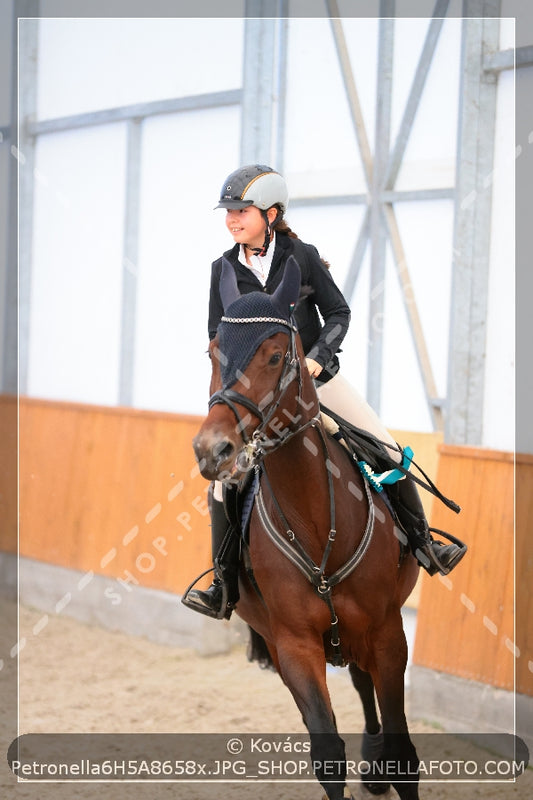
left=221, top=315, right=297, bottom=332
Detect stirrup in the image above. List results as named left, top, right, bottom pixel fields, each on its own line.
left=416, top=528, right=467, bottom=576
left=181, top=568, right=233, bottom=620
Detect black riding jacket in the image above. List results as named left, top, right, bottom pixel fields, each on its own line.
left=208, top=233, right=351, bottom=383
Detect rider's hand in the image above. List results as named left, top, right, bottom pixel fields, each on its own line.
left=306, top=358, right=323, bottom=378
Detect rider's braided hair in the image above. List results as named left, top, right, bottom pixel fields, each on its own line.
left=272, top=208, right=331, bottom=270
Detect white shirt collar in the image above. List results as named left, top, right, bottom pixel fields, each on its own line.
left=237, top=233, right=276, bottom=286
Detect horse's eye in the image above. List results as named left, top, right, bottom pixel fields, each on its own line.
left=269, top=352, right=283, bottom=366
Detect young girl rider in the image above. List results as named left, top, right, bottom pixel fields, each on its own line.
left=184, top=164, right=466, bottom=619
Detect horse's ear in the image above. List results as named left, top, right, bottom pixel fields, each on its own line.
left=271, top=255, right=301, bottom=318
left=219, top=257, right=241, bottom=312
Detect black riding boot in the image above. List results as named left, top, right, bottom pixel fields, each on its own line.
left=181, top=498, right=240, bottom=619
left=390, top=476, right=467, bottom=576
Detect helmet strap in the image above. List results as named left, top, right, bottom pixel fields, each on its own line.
left=246, top=209, right=275, bottom=258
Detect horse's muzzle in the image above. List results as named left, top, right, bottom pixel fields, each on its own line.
left=193, top=431, right=238, bottom=481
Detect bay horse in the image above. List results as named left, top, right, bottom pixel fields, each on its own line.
left=191, top=256, right=421, bottom=800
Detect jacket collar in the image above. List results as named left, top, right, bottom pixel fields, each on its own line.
left=223, top=234, right=293, bottom=290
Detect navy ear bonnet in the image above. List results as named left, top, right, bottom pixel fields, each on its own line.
left=216, top=256, right=301, bottom=389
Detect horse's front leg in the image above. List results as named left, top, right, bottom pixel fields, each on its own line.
left=370, top=613, right=419, bottom=800
left=274, top=631, right=352, bottom=800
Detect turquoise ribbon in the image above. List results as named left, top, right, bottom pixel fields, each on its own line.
left=357, top=446, right=414, bottom=492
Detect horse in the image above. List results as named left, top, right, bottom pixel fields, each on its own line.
left=190, top=256, right=421, bottom=800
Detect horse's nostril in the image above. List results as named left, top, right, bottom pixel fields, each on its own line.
left=214, top=439, right=235, bottom=465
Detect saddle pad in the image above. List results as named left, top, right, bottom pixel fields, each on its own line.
left=222, top=469, right=261, bottom=543
left=240, top=468, right=261, bottom=541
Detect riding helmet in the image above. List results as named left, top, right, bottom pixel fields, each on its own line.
left=215, top=165, right=289, bottom=213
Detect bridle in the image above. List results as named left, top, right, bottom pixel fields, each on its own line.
left=208, top=315, right=320, bottom=470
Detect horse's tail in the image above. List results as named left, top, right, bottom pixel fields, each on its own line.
left=246, top=626, right=276, bottom=671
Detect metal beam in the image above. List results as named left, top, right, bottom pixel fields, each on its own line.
left=118, top=119, right=142, bottom=406
left=447, top=12, right=500, bottom=445
left=288, top=187, right=454, bottom=207
left=367, top=10, right=394, bottom=415
left=327, top=1, right=373, bottom=189
left=325, top=3, right=450, bottom=428
left=384, top=1, right=449, bottom=190
left=28, top=90, right=242, bottom=137
left=0, top=2, right=18, bottom=394
left=342, top=207, right=370, bottom=301
left=289, top=194, right=368, bottom=207
left=274, top=12, right=289, bottom=173
left=484, top=45, right=533, bottom=73
left=381, top=187, right=454, bottom=202
left=15, top=15, right=39, bottom=395
left=241, top=9, right=278, bottom=163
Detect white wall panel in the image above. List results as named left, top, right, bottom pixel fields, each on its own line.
left=36, top=18, right=244, bottom=119
left=394, top=18, right=461, bottom=190
left=29, top=124, right=126, bottom=404
left=391, top=199, right=454, bottom=403
left=285, top=202, right=369, bottom=390
left=133, top=105, right=240, bottom=414
left=483, top=66, right=515, bottom=451
left=284, top=19, right=377, bottom=196
left=0, top=146, right=9, bottom=373
left=381, top=245, right=434, bottom=433
left=288, top=200, right=453, bottom=434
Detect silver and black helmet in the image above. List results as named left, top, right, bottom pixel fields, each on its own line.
left=215, top=164, right=289, bottom=213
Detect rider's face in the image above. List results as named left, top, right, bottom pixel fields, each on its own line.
left=225, top=206, right=277, bottom=250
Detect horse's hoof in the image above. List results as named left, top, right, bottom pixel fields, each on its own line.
left=363, top=781, right=390, bottom=795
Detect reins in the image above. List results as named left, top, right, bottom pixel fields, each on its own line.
left=320, top=404, right=461, bottom=514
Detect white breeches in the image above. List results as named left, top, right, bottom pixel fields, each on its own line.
left=316, top=372, right=402, bottom=464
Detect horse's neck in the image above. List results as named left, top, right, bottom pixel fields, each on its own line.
left=261, top=419, right=333, bottom=541
left=264, top=413, right=324, bottom=481
left=265, top=382, right=319, bottom=449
